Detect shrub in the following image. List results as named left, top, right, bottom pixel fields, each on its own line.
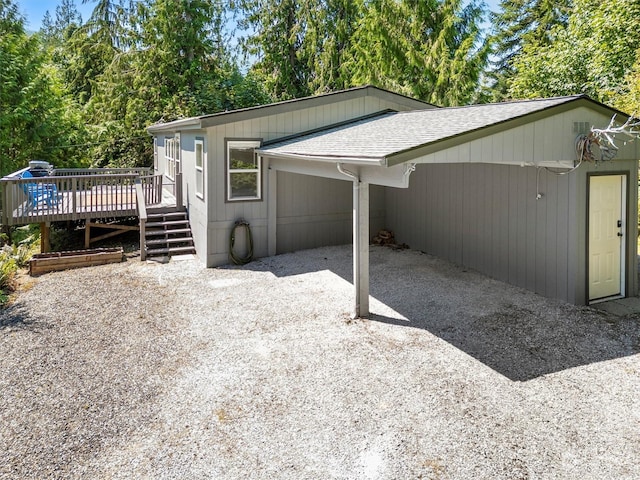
left=0, top=227, right=40, bottom=306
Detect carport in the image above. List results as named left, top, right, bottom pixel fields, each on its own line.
left=258, top=95, right=639, bottom=316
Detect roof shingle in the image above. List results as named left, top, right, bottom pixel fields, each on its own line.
left=259, top=95, right=587, bottom=162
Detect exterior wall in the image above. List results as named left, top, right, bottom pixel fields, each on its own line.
left=202, top=95, right=420, bottom=266
left=275, top=172, right=385, bottom=254
left=179, top=132, right=208, bottom=256
left=385, top=159, right=638, bottom=305
left=412, top=106, right=639, bottom=167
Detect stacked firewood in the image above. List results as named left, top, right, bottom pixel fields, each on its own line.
left=371, top=229, right=409, bottom=250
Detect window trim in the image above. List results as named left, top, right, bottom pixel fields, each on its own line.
left=175, top=133, right=181, bottom=175
left=153, top=137, right=158, bottom=171
left=165, top=136, right=175, bottom=181
left=195, top=137, right=205, bottom=200
left=225, top=139, right=263, bottom=202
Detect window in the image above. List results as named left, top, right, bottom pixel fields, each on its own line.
left=153, top=138, right=158, bottom=171
left=175, top=133, right=181, bottom=175
left=165, top=137, right=175, bottom=180
left=227, top=140, right=262, bottom=201
left=195, top=138, right=204, bottom=199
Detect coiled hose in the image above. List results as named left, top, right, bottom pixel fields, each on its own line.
left=229, top=219, right=253, bottom=265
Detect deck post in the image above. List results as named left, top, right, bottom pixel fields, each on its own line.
left=84, top=219, right=91, bottom=248
left=175, top=172, right=183, bottom=210
left=135, top=181, right=147, bottom=261
left=40, top=222, right=51, bottom=253
left=267, top=161, right=277, bottom=257
left=353, top=180, right=370, bottom=318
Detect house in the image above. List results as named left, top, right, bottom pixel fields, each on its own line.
left=147, top=85, right=639, bottom=315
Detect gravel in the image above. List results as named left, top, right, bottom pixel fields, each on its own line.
left=0, top=245, right=639, bottom=479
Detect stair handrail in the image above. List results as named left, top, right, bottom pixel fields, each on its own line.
left=135, top=179, right=147, bottom=261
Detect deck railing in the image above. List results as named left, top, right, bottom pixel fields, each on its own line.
left=53, top=167, right=151, bottom=177
left=1, top=168, right=164, bottom=226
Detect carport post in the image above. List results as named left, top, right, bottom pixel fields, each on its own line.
left=353, top=180, right=370, bottom=318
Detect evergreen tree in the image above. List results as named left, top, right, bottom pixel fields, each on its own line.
left=0, top=0, right=85, bottom=176
left=488, top=0, right=572, bottom=100
left=239, top=0, right=488, bottom=105
left=305, top=0, right=362, bottom=93
left=347, top=0, right=488, bottom=106
left=238, top=0, right=313, bottom=100
left=508, top=0, right=640, bottom=108
left=41, top=0, right=83, bottom=45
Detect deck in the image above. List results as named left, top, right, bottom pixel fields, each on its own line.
left=1, top=168, right=178, bottom=227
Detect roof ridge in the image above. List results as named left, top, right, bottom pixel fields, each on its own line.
left=393, top=94, right=587, bottom=115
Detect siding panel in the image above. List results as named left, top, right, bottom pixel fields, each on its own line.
left=385, top=162, right=599, bottom=304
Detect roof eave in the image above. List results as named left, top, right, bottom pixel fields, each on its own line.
left=147, top=118, right=202, bottom=134
left=258, top=150, right=387, bottom=167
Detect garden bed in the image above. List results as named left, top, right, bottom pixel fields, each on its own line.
left=29, top=247, right=124, bottom=276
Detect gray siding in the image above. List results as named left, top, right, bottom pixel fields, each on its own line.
left=202, top=95, right=419, bottom=266
left=275, top=172, right=386, bottom=254
left=385, top=160, right=638, bottom=305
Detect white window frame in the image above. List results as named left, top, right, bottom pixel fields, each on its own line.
left=195, top=137, right=205, bottom=200
left=175, top=133, right=181, bottom=175
left=153, top=137, right=158, bottom=171
left=226, top=140, right=262, bottom=202
left=165, top=137, right=175, bottom=181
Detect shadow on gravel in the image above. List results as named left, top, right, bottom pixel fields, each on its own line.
left=0, top=304, right=45, bottom=330
left=370, top=307, right=640, bottom=382
left=246, top=246, right=640, bottom=382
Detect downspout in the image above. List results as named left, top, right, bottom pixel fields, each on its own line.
left=337, top=162, right=358, bottom=181
left=337, top=163, right=370, bottom=318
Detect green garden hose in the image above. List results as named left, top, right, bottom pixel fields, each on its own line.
left=229, top=219, right=253, bottom=265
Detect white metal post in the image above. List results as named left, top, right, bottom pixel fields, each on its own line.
left=353, top=180, right=370, bottom=318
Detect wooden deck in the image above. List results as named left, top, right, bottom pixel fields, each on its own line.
left=1, top=168, right=175, bottom=226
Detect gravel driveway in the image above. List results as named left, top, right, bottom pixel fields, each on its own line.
left=1, top=245, right=639, bottom=479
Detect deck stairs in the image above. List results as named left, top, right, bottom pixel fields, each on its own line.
left=144, top=211, right=196, bottom=258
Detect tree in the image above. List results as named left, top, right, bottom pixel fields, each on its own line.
left=85, top=0, right=248, bottom=167
left=488, top=0, right=572, bottom=100
left=508, top=0, right=640, bottom=108
left=304, top=0, right=362, bottom=93
left=0, top=0, right=86, bottom=176
left=347, top=0, right=489, bottom=106
left=41, top=0, right=83, bottom=45
left=239, top=0, right=488, bottom=105
left=239, top=0, right=314, bottom=100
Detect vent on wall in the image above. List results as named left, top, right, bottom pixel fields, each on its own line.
left=573, top=121, right=591, bottom=134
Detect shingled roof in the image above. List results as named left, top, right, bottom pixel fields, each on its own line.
left=259, top=95, right=622, bottom=166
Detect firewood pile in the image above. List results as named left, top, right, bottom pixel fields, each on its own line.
left=371, top=229, right=409, bottom=250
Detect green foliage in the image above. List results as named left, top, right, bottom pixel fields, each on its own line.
left=0, top=0, right=89, bottom=176
left=239, top=0, right=314, bottom=100
left=347, top=0, right=489, bottom=106
left=488, top=0, right=571, bottom=100
left=0, top=226, right=39, bottom=306
left=507, top=0, right=640, bottom=109
left=239, top=0, right=489, bottom=105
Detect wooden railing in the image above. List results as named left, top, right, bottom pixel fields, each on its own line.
left=53, top=167, right=151, bottom=177
left=1, top=170, right=164, bottom=226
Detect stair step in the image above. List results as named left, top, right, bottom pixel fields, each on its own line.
left=147, top=211, right=188, bottom=220
left=145, top=227, right=192, bottom=236
left=145, top=219, right=189, bottom=228
left=146, top=245, right=196, bottom=256
left=146, top=236, right=194, bottom=246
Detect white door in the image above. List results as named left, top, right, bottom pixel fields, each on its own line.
left=589, top=175, right=626, bottom=301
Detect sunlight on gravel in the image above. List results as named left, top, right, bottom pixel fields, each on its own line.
left=1, top=245, right=638, bottom=479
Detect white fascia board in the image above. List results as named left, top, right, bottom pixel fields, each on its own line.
left=257, top=150, right=387, bottom=166
left=146, top=118, right=202, bottom=134
left=265, top=156, right=411, bottom=188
